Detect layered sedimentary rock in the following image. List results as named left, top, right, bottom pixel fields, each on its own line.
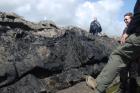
left=0, top=12, right=118, bottom=93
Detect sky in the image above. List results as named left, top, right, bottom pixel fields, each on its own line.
left=0, top=0, right=137, bottom=36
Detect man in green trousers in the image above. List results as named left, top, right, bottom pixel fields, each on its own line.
left=86, top=0, right=140, bottom=93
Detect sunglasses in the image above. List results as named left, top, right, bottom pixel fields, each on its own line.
left=124, top=19, right=128, bottom=21
left=124, top=18, right=129, bottom=21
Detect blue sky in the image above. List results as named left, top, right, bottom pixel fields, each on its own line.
left=0, top=0, right=137, bottom=36
left=119, top=0, right=136, bottom=21
left=89, top=0, right=136, bottom=24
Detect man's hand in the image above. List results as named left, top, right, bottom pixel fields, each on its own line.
left=120, top=33, right=129, bottom=45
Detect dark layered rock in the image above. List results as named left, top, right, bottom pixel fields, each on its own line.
left=0, top=12, right=59, bottom=30
left=0, top=12, right=118, bottom=93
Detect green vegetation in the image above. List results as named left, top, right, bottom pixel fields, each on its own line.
left=106, top=83, right=120, bottom=93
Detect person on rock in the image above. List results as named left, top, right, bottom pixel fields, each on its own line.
left=85, top=0, right=140, bottom=93
left=89, top=17, right=102, bottom=36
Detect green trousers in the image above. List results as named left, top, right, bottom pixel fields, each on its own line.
left=96, top=33, right=140, bottom=93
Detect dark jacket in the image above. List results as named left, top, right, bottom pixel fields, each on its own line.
left=126, top=0, right=140, bottom=34
left=89, top=20, right=102, bottom=35
left=123, top=27, right=128, bottom=35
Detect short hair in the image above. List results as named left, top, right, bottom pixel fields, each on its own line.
left=124, top=12, right=133, bottom=19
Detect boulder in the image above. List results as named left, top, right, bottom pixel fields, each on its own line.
left=0, top=12, right=118, bottom=93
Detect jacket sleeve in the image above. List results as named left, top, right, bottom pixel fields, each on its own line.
left=99, top=25, right=102, bottom=33
left=89, top=22, right=93, bottom=33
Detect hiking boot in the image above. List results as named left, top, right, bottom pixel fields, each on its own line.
left=86, top=75, right=97, bottom=90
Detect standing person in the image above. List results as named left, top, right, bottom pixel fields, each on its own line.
left=86, top=0, right=140, bottom=93
left=89, top=17, right=102, bottom=36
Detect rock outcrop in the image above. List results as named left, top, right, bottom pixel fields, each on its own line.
left=0, top=12, right=118, bottom=93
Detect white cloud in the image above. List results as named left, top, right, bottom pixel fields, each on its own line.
left=0, top=0, right=125, bottom=36
left=16, top=4, right=31, bottom=13
left=75, top=0, right=124, bottom=36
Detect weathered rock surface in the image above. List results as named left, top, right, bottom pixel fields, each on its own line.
left=56, top=82, right=94, bottom=93
left=0, top=12, right=119, bottom=93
